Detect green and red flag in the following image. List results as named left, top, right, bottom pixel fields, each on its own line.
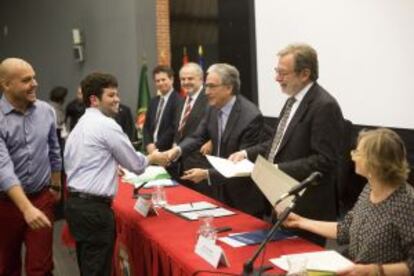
left=135, top=63, right=151, bottom=151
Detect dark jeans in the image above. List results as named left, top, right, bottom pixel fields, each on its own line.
left=65, top=196, right=115, bottom=276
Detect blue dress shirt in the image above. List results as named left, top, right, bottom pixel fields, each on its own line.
left=0, top=96, right=62, bottom=193
left=64, top=108, right=148, bottom=197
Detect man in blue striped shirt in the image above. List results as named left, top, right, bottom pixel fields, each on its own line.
left=0, top=58, right=62, bottom=275
left=64, top=72, right=169, bottom=276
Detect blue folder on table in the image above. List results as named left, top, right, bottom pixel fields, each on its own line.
left=230, top=229, right=296, bottom=245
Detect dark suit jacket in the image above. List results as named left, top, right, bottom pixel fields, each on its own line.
left=115, top=104, right=134, bottom=141
left=180, top=95, right=268, bottom=217
left=247, top=83, right=344, bottom=242
left=174, top=90, right=209, bottom=172
left=143, top=91, right=182, bottom=151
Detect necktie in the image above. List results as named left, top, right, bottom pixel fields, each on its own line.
left=217, top=110, right=224, bottom=156
left=178, top=96, right=192, bottom=135
left=154, top=97, right=165, bottom=129
left=267, top=97, right=296, bottom=161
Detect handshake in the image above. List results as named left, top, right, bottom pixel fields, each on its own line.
left=146, top=146, right=181, bottom=167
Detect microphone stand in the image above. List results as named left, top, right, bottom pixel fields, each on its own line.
left=242, top=192, right=303, bottom=276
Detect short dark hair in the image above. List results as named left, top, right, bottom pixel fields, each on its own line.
left=49, top=86, right=68, bottom=104
left=81, top=72, right=118, bottom=107
left=152, top=65, right=174, bottom=79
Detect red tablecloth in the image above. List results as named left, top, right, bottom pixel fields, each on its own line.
left=112, top=181, right=323, bottom=276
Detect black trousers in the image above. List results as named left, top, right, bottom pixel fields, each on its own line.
left=65, top=197, right=115, bottom=276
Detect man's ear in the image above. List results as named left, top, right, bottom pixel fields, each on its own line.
left=300, top=68, right=311, bottom=82
left=89, top=95, right=99, bottom=107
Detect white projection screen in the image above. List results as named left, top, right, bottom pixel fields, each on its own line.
left=255, top=0, right=414, bottom=129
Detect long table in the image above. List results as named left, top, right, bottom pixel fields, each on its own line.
left=112, top=181, right=322, bottom=275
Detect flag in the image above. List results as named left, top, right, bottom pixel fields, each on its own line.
left=135, top=63, right=151, bottom=151
left=198, top=45, right=205, bottom=71
left=180, top=47, right=189, bottom=97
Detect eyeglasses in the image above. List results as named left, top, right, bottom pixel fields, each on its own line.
left=274, top=67, right=295, bottom=78
left=205, top=83, right=224, bottom=89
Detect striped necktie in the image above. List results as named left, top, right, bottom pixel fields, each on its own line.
left=154, top=97, right=165, bottom=129
left=178, top=96, right=192, bottom=135
left=267, top=96, right=296, bottom=161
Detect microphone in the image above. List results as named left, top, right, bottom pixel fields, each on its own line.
left=133, top=181, right=149, bottom=199
left=276, top=172, right=323, bottom=204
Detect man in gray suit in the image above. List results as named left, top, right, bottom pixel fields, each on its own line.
left=230, top=43, right=344, bottom=245
left=167, top=63, right=268, bottom=217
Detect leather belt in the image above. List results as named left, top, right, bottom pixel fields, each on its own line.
left=68, top=191, right=113, bottom=205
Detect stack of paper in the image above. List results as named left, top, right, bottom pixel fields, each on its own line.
left=122, top=166, right=172, bottom=188
left=164, top=201, right=235, bottom=220
left=206, top=155, right=254, bottom=178
left=270, top=250, right=353, bottom=273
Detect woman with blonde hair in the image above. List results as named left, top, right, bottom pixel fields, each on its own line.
left=283, top=128, right=414, bottom=275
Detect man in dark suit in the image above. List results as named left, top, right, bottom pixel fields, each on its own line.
left=230, top=43, right=344, bottom=245
left=143, top=65, right=182, bottom=152
left=173, top=62, right=210, bottom=190
left=167, top=63, right=268, bottom=217
left=115, top=103, right=135, bottom=141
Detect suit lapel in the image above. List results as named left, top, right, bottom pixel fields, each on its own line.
left=277, top=84, right=318, bottom=154
left=186, top=90, right=205, bottom=127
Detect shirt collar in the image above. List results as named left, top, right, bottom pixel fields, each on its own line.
left=189, top=85, right=203, bottom=101
left=0, top=95, right=37, bottom=115
left=219, top=95, right=236, bottom=117
left=160, top=89, right=173, bottom=101
left=293, top=81, right=314, bottom=103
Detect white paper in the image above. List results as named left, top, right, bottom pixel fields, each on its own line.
left=122, top=166, right=170, bottom=187
left=206, top=155, right=254, bottom=178
left=142, top=179, right=176, bottom=188
left=270, top=250, right=354, bottom=272
left=251, top=155, right=298, bottom=209
left=195, top=236, right=229, bottom=268
left=164, top=201, right=217, bottom=213
left=218, top=236, right=246, bottom=248
left=133, top=197, right=152, bottom=217
left=180, top=208, right=235, bottom=220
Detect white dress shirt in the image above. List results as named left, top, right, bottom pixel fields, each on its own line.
left=64, top=108, right=148, bottom=197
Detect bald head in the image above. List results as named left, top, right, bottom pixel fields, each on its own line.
left=0, top=58, right=38, bottom=111
left=0, top=58, right=32, bottom=81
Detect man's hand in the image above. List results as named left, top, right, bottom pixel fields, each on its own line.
left=337, top=264, right=379, bottom=276
left=148, top=150, right=170, bottom=167
left=200, top=140, right=213, bottom=155
left=146, top=143, right=158, bottom=154
left=228, top=150, right=247, bottom=162
left=165, top=147, right=180, bottom=162
left=117, top=166, right=125, bottom=177
left=23, top=205, right=52, bottom=229
left=182, top=168, right=208, bottom=183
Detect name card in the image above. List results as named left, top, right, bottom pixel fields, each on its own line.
left=195, top=236, right=229, bottom=268
left=134, top=196, right=158, bottom=217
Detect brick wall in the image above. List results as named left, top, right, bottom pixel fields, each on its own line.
left=156, top=0, right=171, bottom=65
